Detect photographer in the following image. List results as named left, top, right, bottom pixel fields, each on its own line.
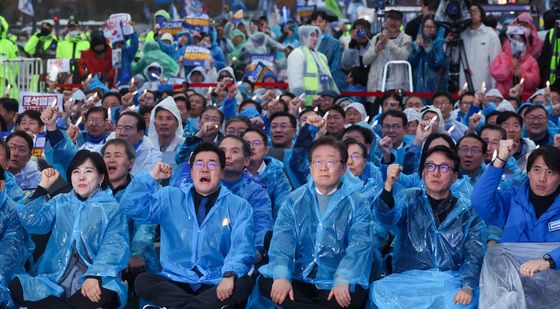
left=408, top=14, right=447, bottom=94
left=458, top=3, right=501, bottom=89
left=341, top=19, right=372, bottom=78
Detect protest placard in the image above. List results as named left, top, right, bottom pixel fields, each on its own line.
left=161, top=20, right=186, bottom=37
left=18, top=92, right=62, bottom=113
left=183, top=46, right=211, bottom=67
left=104, top=13, right=133, bottom=44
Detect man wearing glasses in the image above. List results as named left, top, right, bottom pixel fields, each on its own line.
left=379, top=110, right=410, bottom=165
left=120, top=143, right=256, bottom=308
left=456, top=134, right=487, bottom=185
left=523, top=105, right=554, bottom=147
left=257, top=137, right=375, bottom=308
left=432, top=92, right=468, bottom=142
left=370, top=145, right=485, bottom=308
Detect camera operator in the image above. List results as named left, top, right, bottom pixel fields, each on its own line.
left=455, top=3, right=501, bottom=90
left=341, top=19, right=372, bottom=78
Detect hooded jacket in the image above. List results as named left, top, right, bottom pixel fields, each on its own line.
left=149, top=97, right=185, bottom=153
left=186, top=65, right=209, bottom=95
left=239, top=32, right=286, bottom=63
left=490, top=34, right=540, bottom=101
left=133, top=41, right=179, bottom=78
left=287, top=26, right=339, bottom=99
left=459, top=24, right=502, bottom=90
left=228, top=28, right=246, bottom=61
left=0, top=16, right=18, bottom=60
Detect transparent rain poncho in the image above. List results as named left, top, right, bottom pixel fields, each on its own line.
left=370, top=188, right=486, bottom=308
left=479, top=242, right=560, bottom=309
left=15, top=189, right=129, bottom=307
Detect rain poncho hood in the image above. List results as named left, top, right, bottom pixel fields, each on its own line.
left=153, top=9, right=171, bottom=24
left=86, top=75, right=110, bottom=94
left=298, top=25, right=323, bottom=50
left=420, top=105, right=445, bottom=133
left=149, top=97, right=184, bottom=152
left=133, top=41, right=179, bottom=78
left=0, top=16, right=8, bottom=39
left=217, top=66, right=237, bottom=82
left=512, top=12, right=543, bottom=58
left=344, top=102, right=368, bottom=121
left=186, top=65, right=207, bottom=82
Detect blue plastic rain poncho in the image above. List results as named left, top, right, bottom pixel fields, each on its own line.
left=0, top=190, right=29, bottom=306
left=171, top=163, right=273, bottom=248
left=472, top=165, right=560, bottom=265
left=114, top=32, right=139, bottom=87
left=15, top=189, right=129, bottom=307
left=105, top=132, right=163, bottom=176
left=407, top=27, right=447, bottom=93
left=12, top=158, right=41, bottom=191
left=356, top=162, right=384, bottom=207
left=259, top=178, right=377, bottom=290
left=4, top=171, right=25, bottom=203
left=251, top=157, right=292, bottom=220
left=371, top=188, right=486, bottom=308
left=120, top=172, right=255, bottom=285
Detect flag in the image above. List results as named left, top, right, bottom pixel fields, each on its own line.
left=18, top=0, right=34, bottom=16
left=324, top=0, right=342, bottom=20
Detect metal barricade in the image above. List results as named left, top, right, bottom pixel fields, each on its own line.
left=381, top=60, right=414, bottom=92
left=0, top=58, right=44, bottom=98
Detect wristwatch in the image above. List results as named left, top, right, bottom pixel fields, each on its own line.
left=543, top=254, right=556, bottom=269
left=223, top=271, right=237, bottom=279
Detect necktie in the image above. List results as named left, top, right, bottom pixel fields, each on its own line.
left=197, top=197, right=208, bottom=226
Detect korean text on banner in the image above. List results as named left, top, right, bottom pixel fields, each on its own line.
left=183, top=46, right=211, bottom=67
left=18, top=92, right=63, bottom=113
left=104, top=13, right=134, bottom=44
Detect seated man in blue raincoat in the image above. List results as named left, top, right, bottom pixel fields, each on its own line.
left=171, top=135, right=273, bottom=252
left=242, top=128, right=293, bottom=220
left=372, top=145, right=486, bottom=308
left=0, top=165, right=30, bottom=307
left=257, top=137, right=376, bottom=308
left=472, top=142, right=560, bottom=308
left=120, top=143, right=255, bottom=308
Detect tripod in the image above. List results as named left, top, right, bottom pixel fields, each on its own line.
left=446, top=32, right=474, bottom=93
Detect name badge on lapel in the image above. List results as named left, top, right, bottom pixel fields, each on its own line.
left=549, top=219, right=560, bottom=232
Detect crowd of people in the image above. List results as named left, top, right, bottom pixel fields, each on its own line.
left=1, top=0, right=560, bottom=308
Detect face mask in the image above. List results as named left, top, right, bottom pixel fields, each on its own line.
left=510, top=39, right=526, bottom=58
left=40, top=27, right=51, bottom=36
left=68, top=30, right=80, bottom=38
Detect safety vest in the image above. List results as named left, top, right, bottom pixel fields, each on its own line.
left=548, top=29, right=560, bottom=85
left=302, top=47, right=331, bottom=106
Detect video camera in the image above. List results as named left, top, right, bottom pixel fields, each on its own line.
left=435, top=0, right=472, bottom=36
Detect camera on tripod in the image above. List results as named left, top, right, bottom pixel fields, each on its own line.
left=435, top=0, right=472, bottom=39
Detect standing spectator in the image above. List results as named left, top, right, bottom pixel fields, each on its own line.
left=24, top=22, right=58, bottom=59
left=287, top=26, right=339, bottom=106
left=408, top=14, right=447, bottom=94
left=490, top=25, right=540, bottom=101
left=341, top=19, right=372, bottom=82
left=310, top=10, right=346, bottom=90
left=363, top=10, right=412, bottom=93
left=404, top=0, right=440, bottom=38
left=459, top=3, right=501, bottom=89
left=55, top=19, right=90, bottom=59
left=78, top=32, right=115, bottom=85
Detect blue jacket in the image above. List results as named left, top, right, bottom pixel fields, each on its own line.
left=251, top=157, right=292, bottom=220
left=319, top=33, right=346, bottom=90
left=115, top=33, right=139, bottom=87
left=120, top=172, right=255, bottom=285
left=0, top=190, right=29, bottom=304
left=259, top=179, right=376, bottom=289
left=375, top=188, right=486, bottom=289
left=171, top=163, right=273, bottom=248
left=16, top=189, right=129, bottom=307
left=408, top=33, right=447, bottom=93
left=472, top=165, right=560, bottom=265
left=357, top=162, right=384, bottom=208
